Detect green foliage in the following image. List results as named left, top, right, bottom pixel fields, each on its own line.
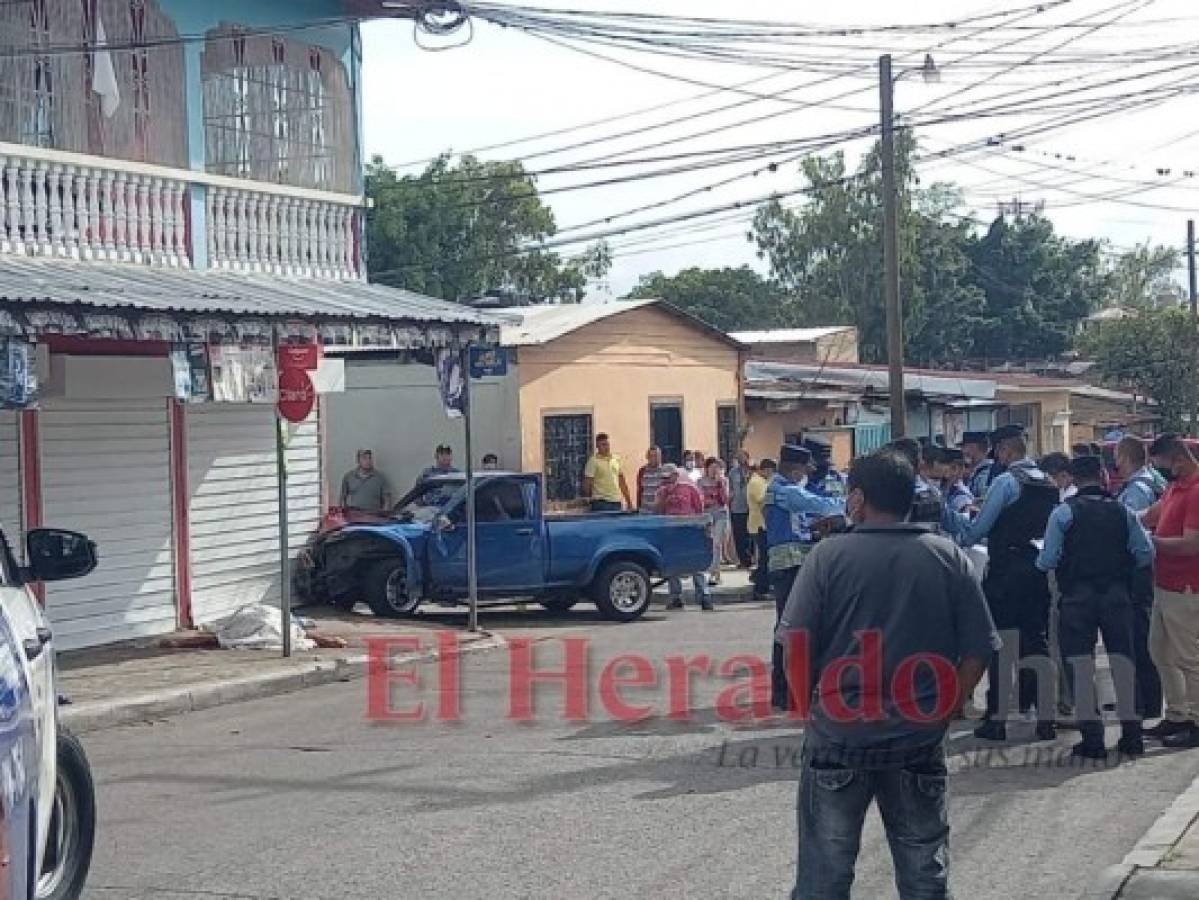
left=1082, top=308, right=1199, bottom=432
left=364, top=153, right=610, bottom=302
left=1104, top=242, right=1183, bottom=310
left=626, top=266, right=788, bottom=332
left=747, top=135, right=1106, bottom=364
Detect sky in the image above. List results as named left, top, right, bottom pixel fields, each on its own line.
left=359, top=0, right=1198, bottom=300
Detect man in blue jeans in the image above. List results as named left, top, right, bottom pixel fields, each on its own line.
left=777, top=451, right=998, bottom=899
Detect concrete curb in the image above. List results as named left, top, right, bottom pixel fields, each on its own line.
left=62, top=632, right=507, bottom=734
left=1081, top=770, right=1199, bottom=898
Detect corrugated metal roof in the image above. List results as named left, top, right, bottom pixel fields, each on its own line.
left=730, top=326, right=855, bottom=344
left=498, top=298, right=744, bottom=349
left=0, top=257, right=499, bottom=326
left=746, top=361, right=997, bottom=400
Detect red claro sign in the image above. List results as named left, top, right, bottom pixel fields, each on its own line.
left=277, top=368, right=315, bottom=423
left=278, top=343, right=320, bottom=371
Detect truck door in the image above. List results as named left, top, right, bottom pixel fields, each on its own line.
left=428, top=477, right=546, bottom=593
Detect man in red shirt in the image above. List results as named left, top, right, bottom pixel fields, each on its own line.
left=1143, top=434, right=1199, bottom=747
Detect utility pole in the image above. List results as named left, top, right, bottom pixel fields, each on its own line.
left=879, top=55, right=905, bottom=438
left=1189, top=220, right=1197, bottom=436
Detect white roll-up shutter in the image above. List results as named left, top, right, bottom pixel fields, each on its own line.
left=0, top=411, right=21, bottom=551
left=187, top=406, right=321, bottom=626
left=40, top=400, right=176, bottom=650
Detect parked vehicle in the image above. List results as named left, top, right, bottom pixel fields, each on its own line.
left=0, top=526, right=99, bottom=900
left=296, top=473, right=713, bottom=622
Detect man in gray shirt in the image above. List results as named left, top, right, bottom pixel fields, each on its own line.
left=777, top=450, right=998, bottom=900
left=340, top=449, right=393, bottom=512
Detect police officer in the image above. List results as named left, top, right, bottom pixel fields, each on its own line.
left=1036, top=455, right=1153, bottom=758
left=803, top=436, right=847, bottom=499
left=951, top=424, right=1060, bottom=741
left=963, top=431, right=995, bottom=499
left=890, top=437, right=945, bottom=524
left=764, top=444, right=845, bottom=710
left=1115, top=436, right=1165, bottom=721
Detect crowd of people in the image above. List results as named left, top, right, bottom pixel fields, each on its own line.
left=761, top=427, right=1199, bottom=898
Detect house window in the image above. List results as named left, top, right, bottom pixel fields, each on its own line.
left=202, top=27, right=356, bottom=192
left=717, top=404, right=738, bottom=464
left=543, top=413, right=592, bottom=503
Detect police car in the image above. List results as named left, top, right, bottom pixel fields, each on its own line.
left=0, top=526, right=98, bottom=899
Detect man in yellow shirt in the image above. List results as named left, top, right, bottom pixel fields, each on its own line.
left=583, top=433, right=633, bottom=512
left=747, top=458, right=774, bottom=600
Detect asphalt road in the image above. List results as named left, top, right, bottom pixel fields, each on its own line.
left=80, top=599, right=1199, bottom=899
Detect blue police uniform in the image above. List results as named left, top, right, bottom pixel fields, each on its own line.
left=764, top=445, right=846, bottom=710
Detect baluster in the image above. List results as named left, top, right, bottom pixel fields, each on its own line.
left=0, top=156, right=8, bottom=254
left=343, top=207, right=357, bottom=277
left=314, top=203, right=329, bottom=277
left=5, top=162, right=20, bottom=254
left=172, top=182, right=188, bottom=267
left=263, top=196, right=279, bottom=272
left=60, top=166, right=76, bottom=257
left=149, top=177, right=165, bottom=264
left=69, top=168, right=86, bottom=259
left=46, top=165, right=63, bottom=256
left=225, top=190, right=241, bottom=269
left=99, top=171, right=115, bottom=259
left=279, top=197, right=294, bottom=273
left=129, top=173, right=144, bottom=262
left=245, top=194, right=260, bottom=270
left=256, top=194, right=270, bottom=269
left=80, top=170, right=97, bottom=260
left=233, top=191, right=248, bottom=269
left=297, top=200, right=312, bottom=275
left=210, top=187, right=224, bottom=267
left=33, top=163, right=49, bottom=255
left=112, top=172, right=127, bottom=259
left=325, top=204, right=340, bottom=277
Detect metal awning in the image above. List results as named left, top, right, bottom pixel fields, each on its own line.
left=0, top=258, right=503, bottom=348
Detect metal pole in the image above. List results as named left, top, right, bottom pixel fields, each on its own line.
left=1189, top=220, right=1197, bottom=436
left=880, top=54, right=906, bottom=438
left=273, top=333, right=292, bottom=658
left=462, top=346, right=479, bottom=633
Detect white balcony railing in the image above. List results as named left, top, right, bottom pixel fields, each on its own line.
left=0, top=142, right=364, bottom=279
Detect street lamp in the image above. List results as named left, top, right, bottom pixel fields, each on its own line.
left=879, top=53, right=938, bottom=439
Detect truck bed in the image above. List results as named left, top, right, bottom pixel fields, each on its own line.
left=543, top=512, right=712, bottom=584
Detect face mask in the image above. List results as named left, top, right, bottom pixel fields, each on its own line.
left=1156, top=465, right=1177, bottom=483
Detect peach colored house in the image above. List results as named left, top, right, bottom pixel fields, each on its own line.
left=499, top=300, right=745, bottom=503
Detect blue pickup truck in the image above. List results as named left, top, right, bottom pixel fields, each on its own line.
left=297, top=473, right=713, bottom=622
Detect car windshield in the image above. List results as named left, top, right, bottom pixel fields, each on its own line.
left=393, top=478, right=465, bottom=523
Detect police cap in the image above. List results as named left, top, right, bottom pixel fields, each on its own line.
left=780, top=444, right=812, bottom=465
left=991, top=424, right=1026, bottom=444
left=1069, top=454, right=1104, bottom=481
left=961, top=431, right=990, bottom=449
left=941, top=447, right=966, bottom=464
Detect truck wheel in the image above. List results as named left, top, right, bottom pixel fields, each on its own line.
left=539, top=595, right=579, bottom=613
left=592, top=561, right=652, bottom=622
left=365, top=559, right=421, bottom=618
left=36, top=729, right=96, bottom=900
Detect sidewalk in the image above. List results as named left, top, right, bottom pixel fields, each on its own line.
left=57, top=571, right=759, bottom=733
left=1085, top=772, right=1199, bottom=899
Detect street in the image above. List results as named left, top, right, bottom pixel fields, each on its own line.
left=80, top=599, right=1199, bottom=899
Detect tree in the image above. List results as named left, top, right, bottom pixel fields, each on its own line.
left=965, top=215, right=1108, bottom=361
left=750, top=134, right=984, bottom=363
left=626, top=266, right=787, bottom=332
left=1105, top=242, right=1183, bottom=310
left=364, top=153, right=610, bottom=302
left=1082, top=307, right=1199, bottom=431
left=750, top=135, right=1107, bottom=364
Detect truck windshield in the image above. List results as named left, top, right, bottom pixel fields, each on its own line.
left=393, top=478, right=465, bottom=523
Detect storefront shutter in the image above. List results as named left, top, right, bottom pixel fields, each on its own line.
left=40, top=400, right=177, bottom=650
left=187, top=405, right=320, bottom=625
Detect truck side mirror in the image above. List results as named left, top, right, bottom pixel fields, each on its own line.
left=25, top=528, right=98, bottom=583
